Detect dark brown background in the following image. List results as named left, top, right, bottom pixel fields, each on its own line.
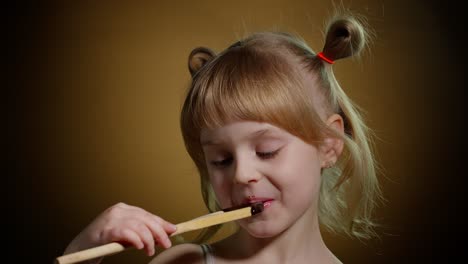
left=8, top=0, right=465, bottom=263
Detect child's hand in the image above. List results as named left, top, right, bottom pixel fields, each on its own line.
left=64, top=203, right=177, bottom=259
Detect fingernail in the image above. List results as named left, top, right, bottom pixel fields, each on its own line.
left=170, top=224, right=177, bottom=232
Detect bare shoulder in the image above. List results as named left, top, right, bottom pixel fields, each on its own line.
left=148, top=243, right=204, bottom=264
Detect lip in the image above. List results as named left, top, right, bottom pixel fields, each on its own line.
left=241, top=197, right=275, bottom=208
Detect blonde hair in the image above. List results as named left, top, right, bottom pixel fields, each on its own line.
left=181, top=13, right=382, bottom=242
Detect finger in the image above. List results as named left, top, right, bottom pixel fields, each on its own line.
left=119, top=228, right=144, bottom=250
left=143, top=217, right=172, bottom=249
left=150, top=214, right=177, bottom=234
left=124, top=207, right=175, bottom=249
left=133, top=223, right=156, bottom=256
left=139, top=212, right=176, bottom=246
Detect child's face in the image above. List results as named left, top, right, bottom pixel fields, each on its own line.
left=200, top=120, right=323, bottom=237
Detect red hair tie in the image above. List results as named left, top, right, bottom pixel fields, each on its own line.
left=317, top=52, right=334, bottom=64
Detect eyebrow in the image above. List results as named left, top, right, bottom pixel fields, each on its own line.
left=200, top=128, right=275, bottom=146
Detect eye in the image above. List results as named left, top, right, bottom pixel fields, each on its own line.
left=210, top=157, right=233, bottom=167
left=257, top=149, right=280, bottom=159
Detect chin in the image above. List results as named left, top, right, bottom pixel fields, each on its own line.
left=240, top=220, right=287, bottom=238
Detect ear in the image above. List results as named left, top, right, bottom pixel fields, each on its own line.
left=320, top=114, right=345, bottom=168
left=188, top=47, right=216, bottom=77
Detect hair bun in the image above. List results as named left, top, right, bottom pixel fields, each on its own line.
left=188, top=47, right=216, bottom=77
left=321, top=15, right=367, bottom=62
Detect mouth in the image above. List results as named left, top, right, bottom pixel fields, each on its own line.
left=242, top=197, right=275, bottom=209
left=223, top=197, right=275, bottom=212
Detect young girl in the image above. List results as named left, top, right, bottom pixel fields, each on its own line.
left=63, top=12, right=381, bottom=264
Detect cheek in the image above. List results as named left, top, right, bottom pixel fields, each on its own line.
left=274, top=144, right=322, bottom=194
left=209, top=174, right=233, bottom=207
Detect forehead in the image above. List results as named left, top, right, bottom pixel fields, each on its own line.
left=200, top=121, right=286, bottom=145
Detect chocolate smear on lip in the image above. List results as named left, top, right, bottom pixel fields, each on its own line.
left=250, top=202, right=264, bottom=215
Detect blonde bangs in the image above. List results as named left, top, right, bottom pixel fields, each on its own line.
left=184, top=46, right=324, bottom=148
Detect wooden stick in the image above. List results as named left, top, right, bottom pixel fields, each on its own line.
left=55, top=203, right=263, bottom=264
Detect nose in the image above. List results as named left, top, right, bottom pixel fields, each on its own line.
left=233, top=156, right=261, bottom=184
